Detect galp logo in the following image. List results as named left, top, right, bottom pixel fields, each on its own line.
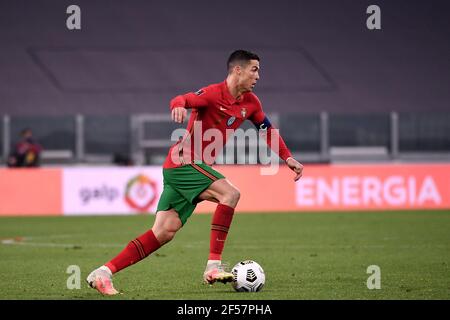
left=80, top=185, right=119, bottom=205
left=124, top=174, right=158, bottom=212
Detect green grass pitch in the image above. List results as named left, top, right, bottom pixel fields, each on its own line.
left=0, top=211, right=449, bottom=300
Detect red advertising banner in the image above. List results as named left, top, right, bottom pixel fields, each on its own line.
left=196, top=163, right=450, bottom=212
left=0, top=164, right=449, bottom=216
left=0, top=168, right=62, bottom=216
left=293, top=164, right=450, bottom=211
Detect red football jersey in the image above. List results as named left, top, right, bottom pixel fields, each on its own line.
left=164, top=80, right=292, bottom=168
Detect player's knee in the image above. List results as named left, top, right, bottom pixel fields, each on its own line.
left=154, top=217, right=182, bottom=245
left=155, top=228, right=177, bottom=245
left=233, top=188, right=241, bottom=202
left=222, top=187, right=240, bottom=207
left=159, top=231, right=176, bottom=245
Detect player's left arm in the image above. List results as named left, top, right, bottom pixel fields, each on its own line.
left=249, top=99, right=303, bottom=181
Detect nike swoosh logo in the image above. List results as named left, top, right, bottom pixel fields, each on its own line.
left=216, top=238, right=225, bottom=242
left=219, top=106, right=227, bottom=111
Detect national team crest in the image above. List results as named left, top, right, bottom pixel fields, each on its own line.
left=241, top=107, right=247, bottom=118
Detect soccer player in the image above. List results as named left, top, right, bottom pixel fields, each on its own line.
left=87, top=50, right=304, bottom=295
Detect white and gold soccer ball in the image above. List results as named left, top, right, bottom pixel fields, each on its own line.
left=231, top=260, right=265, bottom=292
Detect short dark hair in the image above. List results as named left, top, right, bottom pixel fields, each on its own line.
left=227, top=50, right=260, bottom=73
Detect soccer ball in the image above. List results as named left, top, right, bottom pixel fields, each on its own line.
left=231, top=260, right=265, bottom=292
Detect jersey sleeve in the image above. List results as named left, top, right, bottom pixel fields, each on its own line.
left=248, top=96, right=293, bottom=162
left=170, top=87, right=213, bottom=110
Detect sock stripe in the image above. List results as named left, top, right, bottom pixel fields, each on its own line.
left=212, top=222, right=231, bottom=228
left=190, top=163, right=219, bottom=181
left=135, top=238, right=147, bottom=258
left=135, top=239, right=146, bottom=258
left=132, top=239, right=145, bottom=259
left=212, top=224, right=229, bottom=233
left=130, top=240, right=141, bottom=258
left=131, top=240, right=143, bottom=259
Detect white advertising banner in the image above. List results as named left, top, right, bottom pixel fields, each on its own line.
left=63, top=167, right=163, bottom=215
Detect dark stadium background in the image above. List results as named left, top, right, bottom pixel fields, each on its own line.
left=0, top=0, right=449, bottom=303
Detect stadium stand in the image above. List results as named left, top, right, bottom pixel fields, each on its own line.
left=0, top=0, right=449, bottom=164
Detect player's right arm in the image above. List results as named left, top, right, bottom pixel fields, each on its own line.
left=248, top=94, right=304, bottom=181
left=170, top=88, right=212, bottom=123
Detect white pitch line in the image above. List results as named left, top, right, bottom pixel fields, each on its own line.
left=1, top=238, right=448, bottom=250
left=0, top=239, right=124, bottom=248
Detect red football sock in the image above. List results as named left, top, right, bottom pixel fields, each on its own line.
left=105, top=229, right=161, bottom=274
left=209, top=203, right=235, bottom=261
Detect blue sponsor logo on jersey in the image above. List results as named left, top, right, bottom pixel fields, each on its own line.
left=227, top=116, right=236, bottom=126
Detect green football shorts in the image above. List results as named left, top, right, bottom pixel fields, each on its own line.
left=156, top=163, right=225, bottom=225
